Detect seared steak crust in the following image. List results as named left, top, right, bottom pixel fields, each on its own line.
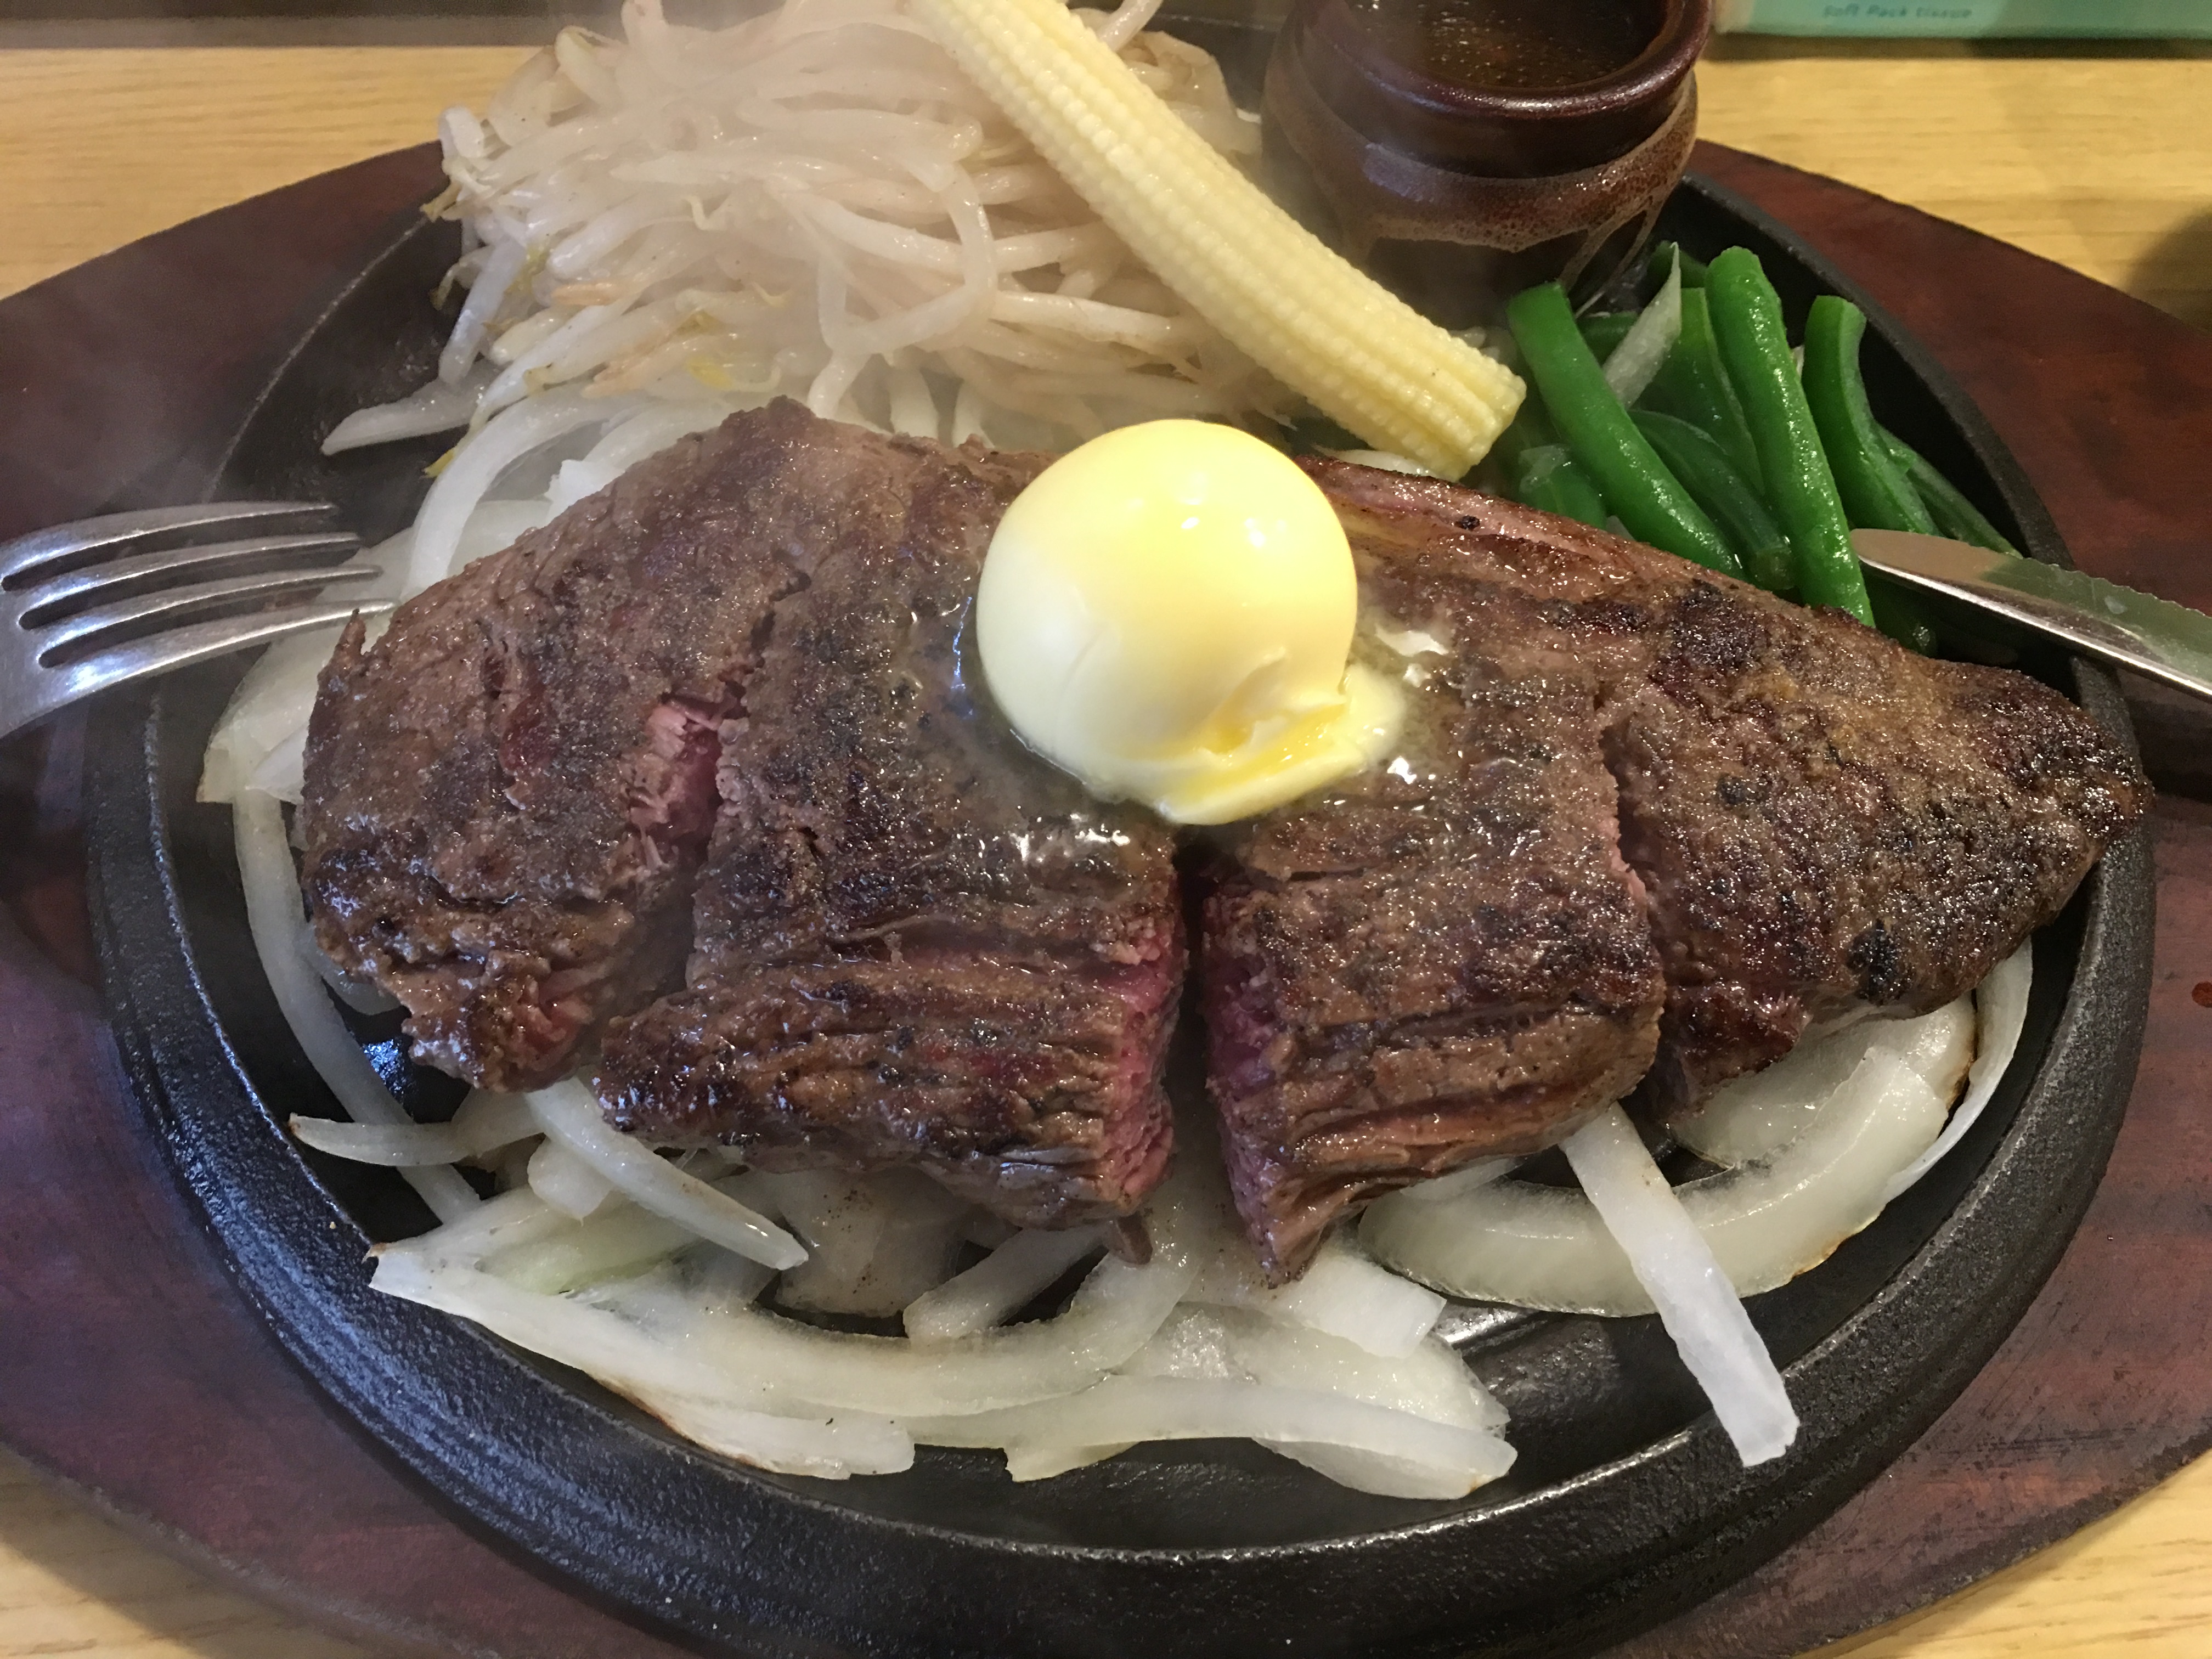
left=1203, top=555, right=1667, bottom=1279
left=595, top=420, right=1181, bottom=1226
left=1316, top=462, right=2148, bottom=1104
left=299, top=405, right=886, bottom=1090
left=302, top=404, right=2145, bottom=1272
left=1206, top=462, right=2143, bottom=1277
left=1595, top=581, right=2142, bottom=1110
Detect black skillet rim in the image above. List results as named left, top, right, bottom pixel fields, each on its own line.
left=81, top=152, right=2156, bottom=1659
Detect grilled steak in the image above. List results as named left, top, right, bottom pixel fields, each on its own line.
left=1201, top=461, right=2148, bottom=1278
left=303, top=400, right=2145, bottom=1271
left=298, top=408, right=866, bottom=1090
left=590, top=419, right=1183, bottom=1227
left=1201, top=568, right=1668, bottom=1281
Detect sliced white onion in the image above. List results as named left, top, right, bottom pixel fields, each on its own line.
left=1881, top=944, right=2033, bottom=1202
left=538, top=399, right=735, bottom=519
left=1190, top=1228, right=1443, bottom=1359
left=1562, top=1106, right=1797, bottom=1466
left=405, top=392, right=631, bottom=594
left=1364, top=1052, right=1948, bottom=1317
left=1602, top=247, right=1683, bottom=408
left=906, top=1377, right=1515, bottom=1489
left=742, top=1167, right=971, bottom=1318
left=810, top=1178, right=970, bottom=1316
left=483, top=1201, right=695, bottom=1294
left=581, top=398, right=741, bottom=475
left=1393, top=1156, right=1517, bottom=1204
left=245, top=723, right=309, bottom=803
left=321, top=366, right=495, bottom=454
left=235, top=791, right=478, bottom=1222
left=904, top=1226, right=1105, bottom=1341
left=1128, top=1306, right=1505, bottom=1431
left=199, top=627, right=346, bottom=804
left=744, top=1170, right=887, bottom=1290
left=1088, top=1300, right=1509, bottom=1497
left=591, top=1215, right=1195, bottom=1418
left=1675, top=996, right=1974, bottom=1170
left=289, top=1090, right=533, bottom=1167
left=525, top=1079, right=805, bottom=1270
left=682, top=1247, right=779, bottom=1314
left=619, top=1386, right=913, bottom=1477
left=1171, top=1113, right=1448, bottom=1357
left=374, top=1252, right=912, bottom=1477
left=527, top=1136, right=619, bottom=1219
left=544, top=458, right=625, bottom=519
left=376, top=1185, right=564, bottom=1265
left=376, top=1250, right=736, bottom=1395
left=453, top=499, right=555, bottom=571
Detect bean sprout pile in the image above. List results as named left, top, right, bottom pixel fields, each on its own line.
left=328, top=0, right=1283, bottom=471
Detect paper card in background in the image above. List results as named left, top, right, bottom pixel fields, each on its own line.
left=1717, top=0, right=2212, bottom=37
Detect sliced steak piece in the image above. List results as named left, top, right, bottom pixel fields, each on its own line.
left=595, top=418, right=1182, bottom=1227
left=1201, top=514, right=1668, bottom=1282
left=601, top=950, right=1178, bottom=1229
left=1590, top=574, right=2146, bottom=1112
left=300, top=400, right=917, bottom=1091
left=1308, top=461, right=2150, bottom=1116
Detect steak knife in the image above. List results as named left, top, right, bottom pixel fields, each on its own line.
left=1852, top=529, right=2212, bottom=707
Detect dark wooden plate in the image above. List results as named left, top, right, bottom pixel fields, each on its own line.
left=66, top=41, right=2157, bottom=1659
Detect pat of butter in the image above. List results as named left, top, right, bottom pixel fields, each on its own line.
left=975, top=420, right=1401, bottom=825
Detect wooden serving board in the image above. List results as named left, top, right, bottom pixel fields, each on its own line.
left=0, top=141, right=2205, bottom=1659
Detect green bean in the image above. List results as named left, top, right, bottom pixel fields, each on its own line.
left=1650, top=241, right=1708, bottom=289
left=1704, top=249, right=1874, bottom=624
left=1794, top=296, right=1944, bottom=650
left=1632, top=411, right=1797, bottom=593
left=1878, top=427, right=2018, bottom=552
left=1801, top=297, right=1936, bottom=535
left=1644, top=287, right=1765, bottom=488
left=1579, top=312, right=1639, bottom=362
left=1494, top=389, right=1620, bottom=529
left=1506, top=281, right=1740, bottom=577
left=1513, top=445, right=1612, bottom=528
left=1490, top=391, right=1564, bottom=470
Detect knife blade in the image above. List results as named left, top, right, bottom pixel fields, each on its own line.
left=1852, top=529, right=2212, bottom=707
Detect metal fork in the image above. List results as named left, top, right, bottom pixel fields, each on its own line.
left=0, top=501, right=393, bottom=742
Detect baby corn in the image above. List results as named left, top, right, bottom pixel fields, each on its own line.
left=913, top=0, right=1525, bottom=476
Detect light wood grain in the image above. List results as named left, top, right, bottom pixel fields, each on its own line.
left=1699, top=36, right=2212, bottom=331
left=0, top=1449, right=365, bottom=1659
left=1, top=30, right=2208, bottom=1659
left=0, top=44, right=524, bottom=301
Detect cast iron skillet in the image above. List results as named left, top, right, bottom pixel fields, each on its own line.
left=82, top=23, right=2154, bottom=1659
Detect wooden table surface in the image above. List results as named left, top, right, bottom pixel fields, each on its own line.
left=1, top=20, right=2208, bottom=1659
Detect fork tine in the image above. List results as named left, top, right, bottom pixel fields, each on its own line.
left=31, top=566, right=386, bottom=663
left=38, top=599, right=394, bottom=731
left=14, top=532, right=363, bottom=623
left=0, top=502, right=337, bottom=589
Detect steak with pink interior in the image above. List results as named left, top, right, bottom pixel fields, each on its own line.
left=301, top=405, right=2145, bottom=1272
left=591, top=416, right=1182, bottom=1227
left=1200, top=460, right=2149, bottom=1279
left=304, top=400, right=1181, bottom=1226
left=298, top=408, right=857, bottom=1091
left=1200, top=484, right=1669, bottom=1283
